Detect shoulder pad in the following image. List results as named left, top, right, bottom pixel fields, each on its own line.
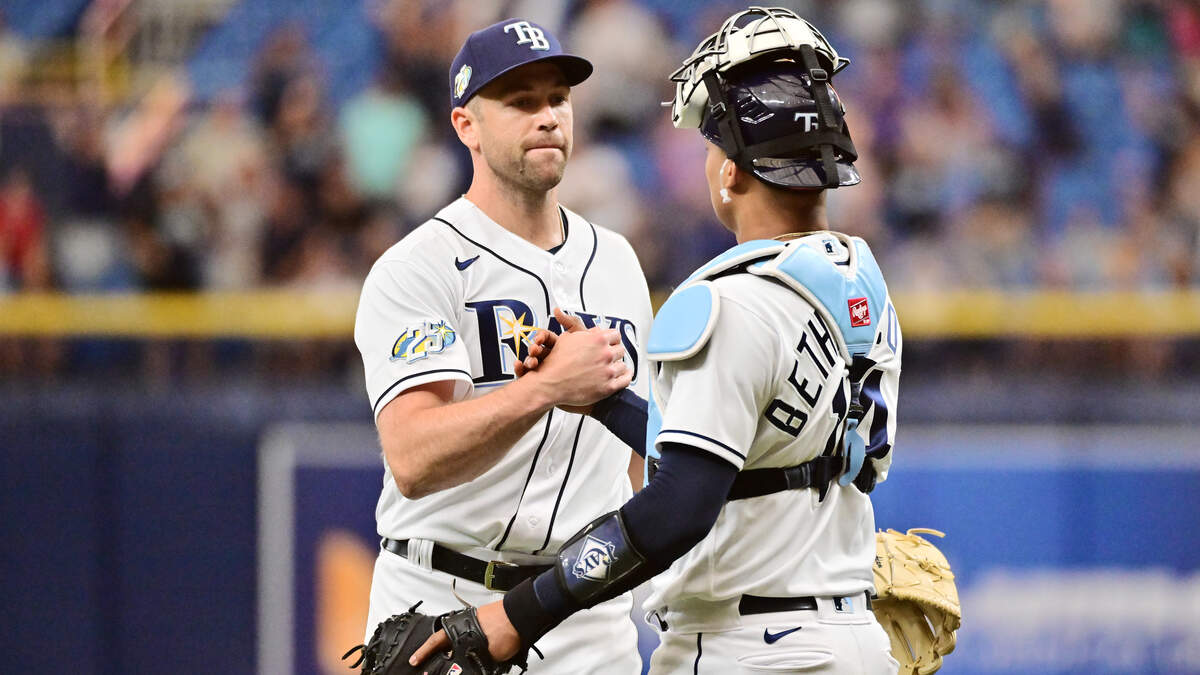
left=749, top=233, right=888, bottom=356
left=647, top=281, right=720, bottom=361
left=681, top=239, right=786, bottom=285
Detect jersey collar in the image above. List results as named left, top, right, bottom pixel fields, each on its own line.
left=441, top=197, right=585, bottom=262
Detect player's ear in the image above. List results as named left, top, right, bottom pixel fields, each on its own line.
left=451, top=106, right=481, bottom=152
left=720, top=157, right=745, bottom=195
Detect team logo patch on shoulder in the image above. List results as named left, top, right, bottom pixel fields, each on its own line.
left=571, top=535, right=617, bottom=582
left=848, top=297, right=870, bottom=327
left=391, top=320, right=456, bottom=363
left=454, top=64, right=472, bottom=100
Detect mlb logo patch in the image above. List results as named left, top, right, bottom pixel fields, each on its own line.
left=848, top=297, right=870, bottom=327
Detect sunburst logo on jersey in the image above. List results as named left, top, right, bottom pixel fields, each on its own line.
left=498, top=311, right=538, bottom=360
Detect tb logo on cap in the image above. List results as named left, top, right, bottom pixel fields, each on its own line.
left=504, top=21, right=550, bottom=51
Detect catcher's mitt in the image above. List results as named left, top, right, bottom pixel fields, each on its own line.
left=872, top=528, right=961, bottom=675
left=342, top=601, right=531, bottom=675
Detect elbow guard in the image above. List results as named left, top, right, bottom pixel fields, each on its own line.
left=554, top=510, right=647, bottom=606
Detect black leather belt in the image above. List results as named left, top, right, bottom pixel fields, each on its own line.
left=739, top=592, right=873, bottom=615
left=381, top=538, right=551, bottom=592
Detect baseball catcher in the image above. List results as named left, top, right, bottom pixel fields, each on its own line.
left=872, top=529, right=962, bottom=675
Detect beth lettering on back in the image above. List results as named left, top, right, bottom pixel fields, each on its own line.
left=504, top=21, right=550, bottom=51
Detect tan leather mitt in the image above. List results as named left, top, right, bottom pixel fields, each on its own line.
left=873, top=528, right=961, bottom=675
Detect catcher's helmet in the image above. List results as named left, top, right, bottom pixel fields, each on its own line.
left=669, top=6, right=859, bottom=190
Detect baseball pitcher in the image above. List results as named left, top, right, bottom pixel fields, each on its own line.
left=347, top=17, right=650, bottom=675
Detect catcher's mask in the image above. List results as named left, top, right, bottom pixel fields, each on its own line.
left=669, top=6, right=860, bottom=190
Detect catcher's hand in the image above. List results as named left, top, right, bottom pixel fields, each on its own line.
left=872, top=528, right=961, bottom=675
left=343, top=601, right=530, bottom=675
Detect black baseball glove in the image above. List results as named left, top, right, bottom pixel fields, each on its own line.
left=343, top=602, right=533, bottom=675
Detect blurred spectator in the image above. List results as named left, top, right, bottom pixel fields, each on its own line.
left=2, top=0, right=1200, bottom=297
left=557, top=142, right=645, bottom=238
left=172, top=91, right=268, bottom=288
left=0, top=167, right=50, bottom=290
left=0, top=9, right=28, bottom=104
left=51, top=104, right=117, bottom=220
left=371, top=0, right=461, bottom=131
left=274, top=72, right=335, bottom=192
left=144, top=153, right=206, bottom=290
left=568, top=0, right=674, bottom=136
left=260, top=175, right=311, bottom=283
left=251, top=23, right=316, bottom=129
left=339, top=69, right=428, bottom=201
left=1162, top=131, right=1200, bottom=285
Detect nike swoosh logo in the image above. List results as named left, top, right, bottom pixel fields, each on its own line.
left=454, top=255, right=480, bottom=271
left=763, top=626, right=802, bottom=644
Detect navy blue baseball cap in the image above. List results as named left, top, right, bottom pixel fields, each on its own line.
left=449, top=19, right=593, bottom=108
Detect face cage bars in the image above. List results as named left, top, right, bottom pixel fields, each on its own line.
left=668, top=6, right=849, bottom=100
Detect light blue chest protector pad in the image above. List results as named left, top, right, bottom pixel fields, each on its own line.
left=642, top=233, right=889, bottom=489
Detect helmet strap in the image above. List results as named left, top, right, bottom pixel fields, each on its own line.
left=798, top=45, right=841, bottom=189
left=702, top=69, right=755, bottom=176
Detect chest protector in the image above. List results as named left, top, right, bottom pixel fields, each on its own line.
left=644, top=232, right=888, bottom=499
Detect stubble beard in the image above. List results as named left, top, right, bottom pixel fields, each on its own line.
left=485, top=144, right=568, bottom=196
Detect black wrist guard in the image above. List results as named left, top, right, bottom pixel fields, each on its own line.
left=554, top=510, right=647, bottom=606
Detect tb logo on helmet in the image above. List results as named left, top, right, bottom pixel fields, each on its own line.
left=795, top=112, right=819, bottom=132
left=504, top=21, right=550, bottom=51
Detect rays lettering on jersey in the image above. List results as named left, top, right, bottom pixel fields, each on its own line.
left=466, top=299, right=639, bottom=386
left=550, top=311, right=641, bottom=384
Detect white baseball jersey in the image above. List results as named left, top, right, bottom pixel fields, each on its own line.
left=354, top=197, right=652, bottom=555
left=643, top=232, right=902, bottom=632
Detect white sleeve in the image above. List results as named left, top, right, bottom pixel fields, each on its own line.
left=619, top=236, right=654, bottom=400
left=354, top=259, right=474, bottom=422
left=855, top=294, right=902, bottom=484
left=653, top=299, right=781, bottom=470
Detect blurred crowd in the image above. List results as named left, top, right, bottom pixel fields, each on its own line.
left=2, top=0, right=1200, bottom=297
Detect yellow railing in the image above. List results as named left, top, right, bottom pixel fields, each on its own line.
left=0, top=290, right=1198, bottom=339
left=0, top=291, right=359, bottom=338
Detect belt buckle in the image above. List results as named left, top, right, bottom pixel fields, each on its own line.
left=483, top=560, right=519, bottom=591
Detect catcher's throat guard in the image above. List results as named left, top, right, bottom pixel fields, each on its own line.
left=668, top=6, right=859, bottom=189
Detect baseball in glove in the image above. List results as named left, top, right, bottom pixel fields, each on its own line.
left=872, top=528, right=961, bottom=675
left=343, top=601, right=532, bottom=675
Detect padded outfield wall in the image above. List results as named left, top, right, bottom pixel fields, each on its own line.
left=2, top=384, right=1199, bottom=675
left=262, top=423, right=1200, bottom=675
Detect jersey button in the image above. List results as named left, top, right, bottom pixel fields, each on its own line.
left=528, top=516, right=540, bottom=526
